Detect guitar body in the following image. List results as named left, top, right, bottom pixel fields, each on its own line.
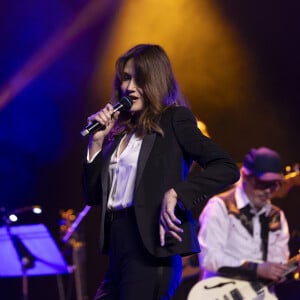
left=187, top=254, right=300, bottom=299
left=187, top=276, right=278, bottom=300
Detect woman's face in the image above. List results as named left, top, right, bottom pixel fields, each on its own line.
left=120, top=58, right=144, bottom=112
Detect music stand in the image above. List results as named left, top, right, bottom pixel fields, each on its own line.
left=0, top=224, right=69, bottom=300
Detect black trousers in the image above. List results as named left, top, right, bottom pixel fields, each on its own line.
left=94, top=207, right=182, bottom=300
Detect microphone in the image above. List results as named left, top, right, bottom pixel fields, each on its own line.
left=80, top=96, right=133, bottom=137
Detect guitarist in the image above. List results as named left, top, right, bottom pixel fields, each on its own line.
left=198, top=147, right=291, bottom=290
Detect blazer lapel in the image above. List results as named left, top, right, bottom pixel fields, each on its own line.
left=134, top=132, right=156, bottom=193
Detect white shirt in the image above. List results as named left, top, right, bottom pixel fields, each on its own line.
left=198, top=185, right=290, bottom=279
left=106, top=134, right=142, bottom=210
left=87, top=134, right=143, bottom=210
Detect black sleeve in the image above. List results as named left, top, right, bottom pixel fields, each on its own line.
left=172, top=106, right=240, bottom=209
left=218, top=262, right=258, bottom=281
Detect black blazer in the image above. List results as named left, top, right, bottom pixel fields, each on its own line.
left=82, top=106, right=239, bottom=257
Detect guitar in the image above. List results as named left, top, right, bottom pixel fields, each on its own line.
left=272, top=163, right=300, bottom=199
left=187, top=254, right=300, bottom=300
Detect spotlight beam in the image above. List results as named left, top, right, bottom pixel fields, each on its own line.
left=0, top=0, right=112, bottom=110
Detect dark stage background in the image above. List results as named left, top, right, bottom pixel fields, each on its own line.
left=0, top=1, right=300, bottom=299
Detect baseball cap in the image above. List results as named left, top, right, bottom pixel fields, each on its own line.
left=243, top=147, right=284, bottom=181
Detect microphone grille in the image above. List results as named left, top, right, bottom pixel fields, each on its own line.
left=120, top=96, right=133, bottom=110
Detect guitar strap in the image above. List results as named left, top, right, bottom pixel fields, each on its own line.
left=263, top=205, right=282, bottom=261
left=259, top=213, right=269, bottom=261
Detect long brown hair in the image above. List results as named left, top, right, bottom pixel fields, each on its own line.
left=110, top=44, right=187, bottom=138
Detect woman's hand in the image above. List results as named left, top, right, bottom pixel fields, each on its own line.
left=159, top=188, right=184, bottom=247
left=87, top=103, right=120, bottom=157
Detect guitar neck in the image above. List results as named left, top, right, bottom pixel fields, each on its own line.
left=282, top=254, right=299, bottom=277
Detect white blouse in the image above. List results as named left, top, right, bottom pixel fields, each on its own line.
left=107, top=134, right=142, bottom=210
left=87, top=134, right=143, bottom=210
